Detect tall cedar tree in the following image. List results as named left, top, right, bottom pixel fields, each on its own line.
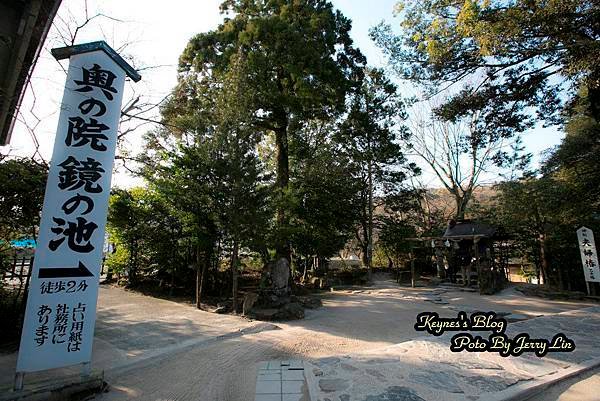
left=170, top=0, right=366, bottom=261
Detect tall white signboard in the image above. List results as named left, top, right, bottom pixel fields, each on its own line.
left=16, top=42, right=139, bottom=377
left=577, top=226, right=600, bottom=289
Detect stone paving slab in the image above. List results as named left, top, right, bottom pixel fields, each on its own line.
left=255, top=360, right=310, bottom=401
left=306, top=306, right=600, bottom=401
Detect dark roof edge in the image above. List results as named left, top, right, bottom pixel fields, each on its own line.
left=51, top=40, right=141, bottom=82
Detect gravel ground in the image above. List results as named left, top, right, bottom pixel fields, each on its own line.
left=89, top=275, right=596, bottom=401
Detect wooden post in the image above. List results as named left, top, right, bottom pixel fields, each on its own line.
left=12, top=254, right=17, bottom=276
left=473, top=237, right=480, bottom=288
left=22, top=256, right=33, bottom=302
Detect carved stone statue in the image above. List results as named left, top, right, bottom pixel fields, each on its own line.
left=271, top=257, right=290, bottom=296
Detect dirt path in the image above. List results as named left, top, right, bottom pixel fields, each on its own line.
left=92, top=276, right=596, bottom=401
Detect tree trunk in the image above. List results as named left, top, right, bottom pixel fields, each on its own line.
left=196, top=245, right=210, bottom=308
left=196, top=266, right=201, bottom=309
left=367, top=159, right=373, bottom=282
left=410, top=251, right=415, bottom=288
left=359, top=201, right=369, bottom=267
left=455, top=196, right=464, bottom=220
left=539, top=233, right=549, bottom=286
left=231, top=239, right=239, bottom=314
left=195, top=245, right=202, bottom=309
left=557, top=262, right=564, bottom=291
left=170, top=268, right=175, bottom=297
left=359, top=228, right=368, bottom=266
left=128, top=238, right=136, bottom=285
left=274, top=122, right=290, bottom=261
left=170, top=240, right=176, bottom=296
left=302, top=255, right=308, bottom=282
left=454, top=190, right=472, bottom=220
left=588, top=77, right=600, bottom=122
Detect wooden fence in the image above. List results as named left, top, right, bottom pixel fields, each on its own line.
left=1, top=255, right=33, bottom=292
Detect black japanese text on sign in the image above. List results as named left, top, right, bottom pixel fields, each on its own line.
left=577, top=227, right=600, bottom=283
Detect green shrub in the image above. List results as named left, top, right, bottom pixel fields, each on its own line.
left=105, top=245, right=130, bottom=277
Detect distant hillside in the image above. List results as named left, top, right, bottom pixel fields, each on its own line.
left=424, top=185, right=498, bottom=220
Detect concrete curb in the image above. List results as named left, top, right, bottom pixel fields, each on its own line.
left=303, top=361, right=320, bottom=401
left=484, top=356, right=600, bottom=401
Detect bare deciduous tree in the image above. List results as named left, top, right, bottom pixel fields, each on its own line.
left=4, top=0, right=169, bottom=178
left=408, top=103, right=510, bottom=220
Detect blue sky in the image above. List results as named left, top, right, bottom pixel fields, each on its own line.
left=331, top=0, right=399, bottom=67
left=4, top=0, right=563, bottom=187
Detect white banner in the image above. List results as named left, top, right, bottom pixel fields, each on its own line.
left=577, top=226, right=600, bottom=283
left=17, top=49, right=127, bottom=372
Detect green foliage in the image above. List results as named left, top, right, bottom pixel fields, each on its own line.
left=372, top=0, right=600, bottom=125
left=177, top=0, right=366, bottom=121
left=0, top=157, right=47, bottom=244
left=493, top=176, right=591, bottom=289
left=104, top=241, right=129, bottom=275
left=147, top=49, right=272, bottom=267
left=370, top=0, right=600, bottom=265
left=110, top=1, right=424, bottom=298
left=135, top=34, right=282, bottom=305
left=378, top=217, right=416, bottom=269
left=543, top=87, right=600, bottom=221
left=490, top=89, right=600, bottom=290
left=338, top=68, right=412, bottom=189
left=0, top=157, right=46, bottom=344
left=520, top=266, right=537, bottom=281
left=289, top=120, right=361, bottom=259
left=372, top=244, right=390, bottom=269
left=107, top=187, right=185, bottom=285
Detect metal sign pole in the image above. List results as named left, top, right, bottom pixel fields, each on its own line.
left=81, top=361, right=91, bottom=379
left=14, top=372, right=24, bottom=391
